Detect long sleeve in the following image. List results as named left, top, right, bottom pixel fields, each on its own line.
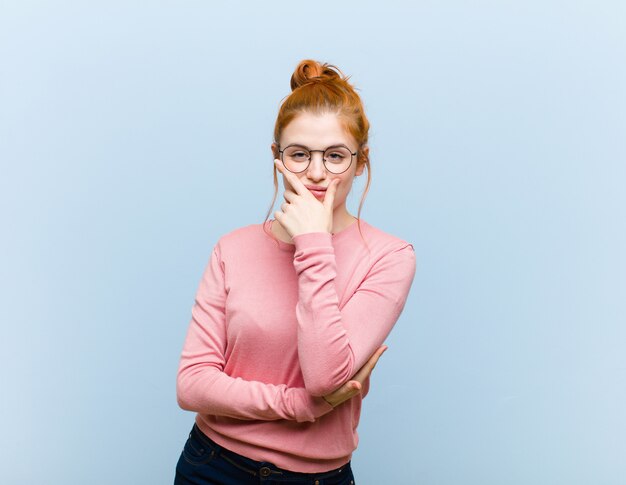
left=176, top=244, right=334, bottom=423
left=292, top=232, right=417, bottom=396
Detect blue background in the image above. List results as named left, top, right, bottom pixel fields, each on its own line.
left=1, top=1, right=624, bottom=484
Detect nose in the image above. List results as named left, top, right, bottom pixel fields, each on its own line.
left=305, top=152, right=328, bottom=181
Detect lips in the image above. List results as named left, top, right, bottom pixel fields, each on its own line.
left=305, top=185, right=327, bottom=198
left=305, top=185, right=327, bottom=191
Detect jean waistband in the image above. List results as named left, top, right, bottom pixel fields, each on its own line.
left=190, top=423, right=350, bottom=480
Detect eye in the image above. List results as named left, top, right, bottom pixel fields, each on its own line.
left=291, top=151, right=309, bottom=159
left=284, top=146, right=310, bottom=160
left=327, top=151, right=345, bottom=159
left=325, top=149, right=349, bottom=163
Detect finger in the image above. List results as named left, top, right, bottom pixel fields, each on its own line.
left=352, top=345, right=388, bottom=382
left=368, top=345, right=388, bottom=369
left=334, top=381, right=360, bottom=399
left=274, top=159, right=311, bottom=198
left=323, top=178, right=340, bottom=210
left=283, top=189, right=297, bottom=202
left=348, top=380, right=362, bottom=391
left=363, top=345, right=387, bottom=371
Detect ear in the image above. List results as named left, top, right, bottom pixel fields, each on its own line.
left=355, top=146, right=369, bottom=176
left=271, top=142, right=280, bottom=160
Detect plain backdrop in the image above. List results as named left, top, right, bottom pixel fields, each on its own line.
left=1, top=1, right=624, bottom=484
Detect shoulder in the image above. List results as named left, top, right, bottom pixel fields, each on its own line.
left=216, top=223, right=263, bottom=245
left=357, top=220, right=414, bottom=256
left=360, top=220, right=416, bottom=271
left=212, top=223, right=271, bottom=259
left=352, top=221, right=416, bottom=290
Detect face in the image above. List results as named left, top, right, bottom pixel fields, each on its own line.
left=272, top=112, right=365, bottom=217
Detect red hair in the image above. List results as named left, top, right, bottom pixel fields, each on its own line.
left=263, top=59, right=372, bottom=248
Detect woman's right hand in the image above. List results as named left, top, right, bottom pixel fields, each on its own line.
left=322, top=345, right=388, bottom=408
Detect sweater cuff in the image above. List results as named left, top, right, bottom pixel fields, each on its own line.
left=292, top=231, right=333, bottom=251
left=292, top=391, right=335, bottom=422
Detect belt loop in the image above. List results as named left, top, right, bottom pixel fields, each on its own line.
left=191, top=424, right=220, bottom=454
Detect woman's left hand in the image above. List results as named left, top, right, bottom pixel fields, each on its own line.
left=322, top=345, right=388, bottom=408
left=273, top=159, right=340, bottom=238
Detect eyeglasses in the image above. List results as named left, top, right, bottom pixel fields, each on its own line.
left=278, top=144, right=357, bottom=174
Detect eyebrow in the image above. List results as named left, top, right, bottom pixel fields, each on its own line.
left=285, top=143, right=350, bottom=150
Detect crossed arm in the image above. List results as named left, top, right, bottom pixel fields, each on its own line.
left=176, top=237, right=416, bottom=421
left=176, top=246, right=390, bottom=423
left=291, top=232, right=417, bottom=396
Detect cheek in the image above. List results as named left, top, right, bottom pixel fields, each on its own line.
left=334, top=178, right=351, bottom=200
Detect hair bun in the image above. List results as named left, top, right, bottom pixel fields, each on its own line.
left=290, top=59, right=345, bottom=91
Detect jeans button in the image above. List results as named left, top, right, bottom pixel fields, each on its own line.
left=259, top=467, right=271, bottom=477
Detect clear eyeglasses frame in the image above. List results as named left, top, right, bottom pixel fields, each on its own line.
left=277, top=144, right=358, bottom=175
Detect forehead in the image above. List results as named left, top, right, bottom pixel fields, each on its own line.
left=281, top=112, right=356, bottom=148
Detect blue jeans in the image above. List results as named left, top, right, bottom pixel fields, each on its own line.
left=174, top=424, right=356, bottom=485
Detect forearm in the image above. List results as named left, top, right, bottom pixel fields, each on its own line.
left=179, top=243, right=334, bottom=423
left=292, top=232, right=416, bottom=396
left=177, top=363, right=333, bottom=422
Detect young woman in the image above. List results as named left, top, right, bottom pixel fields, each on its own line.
left=174, top=59, right=417, bottom=484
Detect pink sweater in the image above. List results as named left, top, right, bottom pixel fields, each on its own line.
left=176, top=218, right=416, bottom=472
